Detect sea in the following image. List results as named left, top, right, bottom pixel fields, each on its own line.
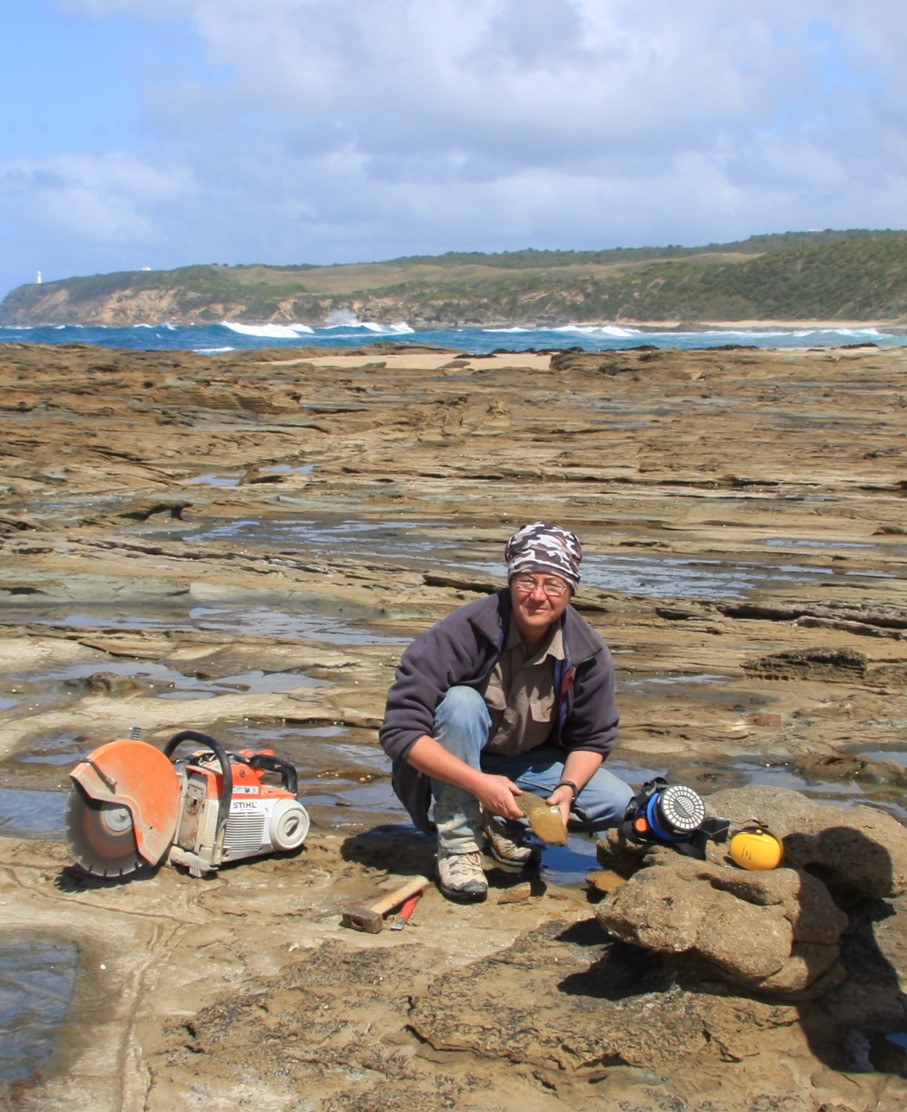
left=1, top=318, right=906, bottom=355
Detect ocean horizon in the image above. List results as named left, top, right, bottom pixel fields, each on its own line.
left=1, top=317, right=905, bottom=356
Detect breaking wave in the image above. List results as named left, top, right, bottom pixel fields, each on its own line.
left=223, top=321, right=314, bottom=339
left=1, top=320, right=903, bottom=356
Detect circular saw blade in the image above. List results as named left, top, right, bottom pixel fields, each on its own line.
left=65, top=782, right=145, bottom=878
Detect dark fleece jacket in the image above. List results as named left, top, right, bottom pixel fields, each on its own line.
left=379, top=588, right=620, bottom=832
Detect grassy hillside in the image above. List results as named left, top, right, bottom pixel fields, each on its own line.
left=2, top=229, right=906, bottom=327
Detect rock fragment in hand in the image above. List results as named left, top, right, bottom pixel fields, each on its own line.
left=516, top=793, right=568, bottom=845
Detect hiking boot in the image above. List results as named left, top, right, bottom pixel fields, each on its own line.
left=436, top=848, right=487, bottom=902
left=482, top=812, right=542, bottom=870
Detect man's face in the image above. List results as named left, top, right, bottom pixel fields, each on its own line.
left=509, top=572, right=572, bottom=645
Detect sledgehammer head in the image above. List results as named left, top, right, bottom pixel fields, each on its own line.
left=340, top=874, right=431, bottom=933
left=341, top=902, right=386, bottom=933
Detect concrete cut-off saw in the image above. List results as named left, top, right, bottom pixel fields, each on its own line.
left=66, top=729, right=311, bottom=878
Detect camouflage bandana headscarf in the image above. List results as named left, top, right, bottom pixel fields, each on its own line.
left=504, top=522, right=582, bottom=592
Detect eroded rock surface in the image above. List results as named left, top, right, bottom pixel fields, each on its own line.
left=1, top=341, right=906, bottom=1110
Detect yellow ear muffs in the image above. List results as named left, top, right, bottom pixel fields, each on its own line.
left=729, top=823, right=784, bottom=870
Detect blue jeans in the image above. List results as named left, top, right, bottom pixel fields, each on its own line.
left=431, top=685, right=634, bottom=853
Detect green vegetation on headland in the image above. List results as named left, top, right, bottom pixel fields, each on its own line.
left=2, top=229, right=906, bottom=328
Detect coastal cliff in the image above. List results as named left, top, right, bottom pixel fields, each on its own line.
left=2, top=229, right=907, bottom=327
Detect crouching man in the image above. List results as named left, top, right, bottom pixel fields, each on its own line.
left=379, top=522, right=633, bottom=902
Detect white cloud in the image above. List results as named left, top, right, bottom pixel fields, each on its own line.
left=9, top=154, right=187, bottom=239
left=2, top=0, right=905, bottom=295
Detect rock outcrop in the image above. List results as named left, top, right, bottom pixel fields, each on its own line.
left=595, top=785, right=907, bottom=998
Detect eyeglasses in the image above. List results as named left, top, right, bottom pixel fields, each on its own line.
left=511, top=574, right=570, bottom=598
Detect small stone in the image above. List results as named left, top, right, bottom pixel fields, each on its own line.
left=747, top=713, right=782, bottom=727
left=497, top=883, right=534, bottom=904
left=586, top=869, right=626, bottom=894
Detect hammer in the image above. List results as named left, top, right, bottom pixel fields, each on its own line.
left=340, top=874, right=431, bottom=933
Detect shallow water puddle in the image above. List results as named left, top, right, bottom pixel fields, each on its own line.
left=470, top=549, right=895, bottom=599
left=0, top=789, right=66, bottom=837
left=0, top=660, right=330, bottom=723
left=621, top=673, right=731, bottom=700
left=189, top=605, right=404, bottom=644
left=11, top=730, right=88, bottom=770
left=183, top=463, right=314, bottom=487
left=580, top=551, right=877, bottom=598
left=538, top=834, right=599, bottom=886
left=183, top=472, right=243, bottom=487
left=762, top=537, right=907, bottom=557
left=849, top=744, right=907, bottom=770
left=0, top=605, right=405, bottom=646
left=177, top=516, right=897, bottom=599
left=0, top=939, right=79, bottom=1084
left=740, top=759, right=906, bottom=814
left=183, top=516, right=449, bottom=557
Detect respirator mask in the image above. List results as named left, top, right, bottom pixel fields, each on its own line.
left=621, top=777, right=728, bottom=858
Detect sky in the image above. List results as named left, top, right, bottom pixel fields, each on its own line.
left=2, top=0, right=906, bottom=300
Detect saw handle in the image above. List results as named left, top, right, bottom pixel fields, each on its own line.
left=244, top=752, right=298, bottom=795
left=164, top=729, right=229, bottom=760
left=164, top=731, right=233, bottom=860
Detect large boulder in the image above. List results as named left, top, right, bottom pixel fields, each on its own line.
left=706, top=784, right=907, bottom=900
left=594, top=785, right=907, bottom=999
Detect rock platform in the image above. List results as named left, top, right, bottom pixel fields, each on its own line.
left=1, top=340, right=905, bottom=1110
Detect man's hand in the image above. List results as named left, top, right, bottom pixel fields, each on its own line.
left=406, top=735, right=524, bottom=819
left=544, top=752, right=604, bottom=826
left=545, top=784, right=575, bottom=827
left=475, top=773, right=524, bottom=820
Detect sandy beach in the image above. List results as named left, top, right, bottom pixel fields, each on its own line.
left=1, top=339, right=906, bottom=1110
